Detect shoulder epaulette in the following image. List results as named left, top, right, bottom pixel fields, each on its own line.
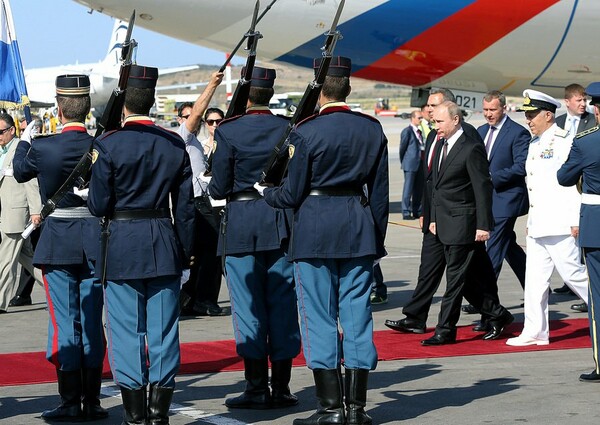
left=554, top=127, right=569, bottom=138
left=575, top=125, right=600, bottom=139
left=296, top=113, right=319, bottom=127
left=31, top=133, right=55, bottom=141
left=354, top=110, right=383, bottom=124
left=218, top=114, right=243, bottom=126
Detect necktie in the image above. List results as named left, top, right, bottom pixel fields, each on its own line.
left=417, top=128, right=423, bottom=143
left=439, top=139, right=448, bottom=171
left=570, top=117, right=578, bottom=137
left=485, top=126, right=496, bottom=155
left=428, top=135, right=441, bottom=172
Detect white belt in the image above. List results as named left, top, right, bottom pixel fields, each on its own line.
left=581, top=193, right=600, bottom=205
left=49, top=206, right=94, bottom=219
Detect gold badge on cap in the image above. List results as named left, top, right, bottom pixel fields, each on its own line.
left=523, top=96, right=532, bottom=106
left=91, top=149, right=99, bottom=164
left=289, top=144, right=295, bottom=159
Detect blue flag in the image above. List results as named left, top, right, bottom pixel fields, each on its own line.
left=0, top=0, right=29, bottom=110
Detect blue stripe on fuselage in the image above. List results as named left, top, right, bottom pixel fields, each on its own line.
left=275, top=0, right=475, bottom=72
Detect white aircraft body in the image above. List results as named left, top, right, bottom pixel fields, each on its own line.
left=71, top=0, right=600, bottom=109
left=25, top=19, right=199, bottom=113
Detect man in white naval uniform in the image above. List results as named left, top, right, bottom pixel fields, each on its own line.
left=507, top=89, right=588, bottom=347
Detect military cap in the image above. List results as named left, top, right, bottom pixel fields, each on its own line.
left=586, top=82, right=600, bottom=106
left=313, top=56, right=352, bottom=77
left=128, top=65, right=159, bottom=89
left=55, top=74, right=90, bottom=97
left=241, top=66, right=276, bottom=88
left=517, top=89, right=561, bottom=113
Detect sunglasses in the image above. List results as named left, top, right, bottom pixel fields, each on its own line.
left=0, top=126, right=13, bottom=135
left=179, top=114, right=190, bottom=120
left=206, top=119, right=223, bottom=126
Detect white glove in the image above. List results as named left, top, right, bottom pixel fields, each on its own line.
left=20, top=120, right=38, bottom=143
left=73, top=186, right=89, bottom=200
left=180, top=269, right=191, bottom=287
left=253, top=182, right=266, bottom=196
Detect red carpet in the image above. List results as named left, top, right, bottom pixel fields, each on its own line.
left=0, top=318, right=590, bottom=387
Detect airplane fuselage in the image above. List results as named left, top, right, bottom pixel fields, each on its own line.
left=72, top=0, right=600, bottom=100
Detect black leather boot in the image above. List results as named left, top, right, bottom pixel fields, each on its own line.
left=293, top=368, right=345, bottom=425
left=82, top=367, right=109, bottom=421
left=225, top=358, right=271, bottom=409
left=345, top=369, right=372, bottom=425
left=41, top=369, right=83, bottom=422
left=271, top=359, right=298, bottom=408
left=148, top=385, right=174, bottom=424
left=120, top=386, right=147, bottom=425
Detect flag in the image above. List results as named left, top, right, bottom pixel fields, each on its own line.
left=0, top=0, right=29, bottom=110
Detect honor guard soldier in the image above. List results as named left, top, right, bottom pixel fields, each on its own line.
left=259, top=57, right=389, bottom=425
left=208, top=66, right=301, bottom=410
left=558, top=81, right=600, bottom=382
left=12, top=75, right=107, bottom=422
left=87, top=65, right=195, bottom=424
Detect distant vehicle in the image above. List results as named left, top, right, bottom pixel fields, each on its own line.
left=347, top=103, right=362, bottom=113
left=269, top=92, right=302, bottom=116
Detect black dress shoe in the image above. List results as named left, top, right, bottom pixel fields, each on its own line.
left=472, top=319, right=490, bottom=332
left=461, top=304, right=479, bottom=314
left=384, top=318, right=426, bottom=334
left=9, top=295, right=32, bottom=307
left=579, top=370, right=600, bottom=383
left=402, top=214, right=415, bottom=220
left=482, top=311, right=514, bottom=341
left=571, top=302, right=588, bottom=313
left=421, top=334, right=456, bottom=346
left=554, top=284, right=575, bottom=295
left=194, top=300, right=228, bottom=316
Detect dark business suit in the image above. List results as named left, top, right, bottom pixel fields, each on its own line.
left=430, top=130, right=509, bottom=337
left=399, top=125, right=423, bottom=217
left=402, top=123, right=492, bottom=324
left=556, top=111, right=596, bottom=135
left=477, top=116, right=529, bottom=287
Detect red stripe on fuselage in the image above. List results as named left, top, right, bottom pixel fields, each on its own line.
left=354, top=0, right=560, bottom=86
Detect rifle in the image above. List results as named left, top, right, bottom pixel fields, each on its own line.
left=22, top=11, right=138, bottom=241
left=224, top=0, right=262, bottom=119
left=259, top=0, right=345, bottom=186
left=95, top=10, right=137, bottom=136
left=204, top=0, right=262, bottom=176
left=219, top=0, right=277, bottom=72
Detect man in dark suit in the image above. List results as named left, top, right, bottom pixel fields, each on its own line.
left=400, top=110, right=424, bottom=220
left=385, top=89, right=511, bottom=342
left=554, top=83, right=596, bottom=297
left=422, top=101, right=513, bottom=345
left=477, top=91, right=529, bottom=291
left=556, top=83, right=596, bottom=137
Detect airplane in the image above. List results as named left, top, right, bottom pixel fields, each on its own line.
left=25, top=18, right=200, bottom=114
left=70, top=0, right=600, bottom=111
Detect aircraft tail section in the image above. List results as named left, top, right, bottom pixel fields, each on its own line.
left=102, top=19, right=129, bottom=67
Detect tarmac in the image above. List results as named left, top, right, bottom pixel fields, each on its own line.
left=1, top=112, right=599, bottom=424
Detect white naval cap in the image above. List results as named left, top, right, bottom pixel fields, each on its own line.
left=517, top=89, right=561, bottom=113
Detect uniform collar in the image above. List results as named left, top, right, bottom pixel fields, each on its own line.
left=123, top=115, right=154, bottom=126
left=246, top=106, right=272, bottom=115
left=61, top=122, right=87, bottom=133
left=319, top=101, right=350, bottom=114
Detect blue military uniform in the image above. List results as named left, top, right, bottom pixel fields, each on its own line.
left=208, top=66, right=301, bottom=409
left=263, top=57, right=389, bottom=425
left=87, top=65, right=195, bottom=423
left=557, top=81, right=600, bottom=382
left=12, top=74, right=106, bottom=421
